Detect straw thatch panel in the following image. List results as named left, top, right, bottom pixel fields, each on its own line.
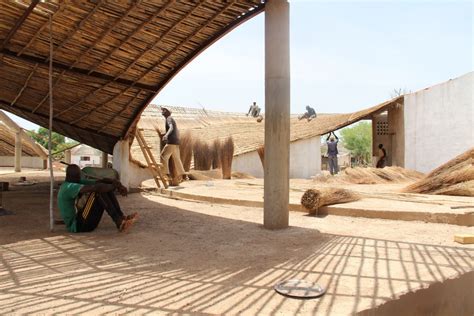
left=0, top=122, right=43, bottom=156
left=402, top=148, right=474, bottom=196
left=0, top=1, right=265, bottom=153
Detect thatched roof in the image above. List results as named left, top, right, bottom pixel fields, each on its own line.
left=0, top=1, right=265, bottom=154
left=134, top=96, right=402, bottom=162
left=0, top=121, right=44, bottom=157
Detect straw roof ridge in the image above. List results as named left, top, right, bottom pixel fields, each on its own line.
left=135, top=97, right=402, bottom=159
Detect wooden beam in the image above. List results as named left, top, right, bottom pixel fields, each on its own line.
left=17, top=2, right=67, bottom=56
left=87, top=0, right=175, bottom=75
left=62, top=1, right=201, bottom=122
left=11, top=64, right=39, bottom=107
left=98, top=89, right=143, bottom=133
left=1, top=49, right=156, bottom=92
left=0, top=0, right=40, bottom=50
left=45, top=1, right=102, bottom=62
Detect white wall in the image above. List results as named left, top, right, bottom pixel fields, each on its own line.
left=404, top=72, right=473, bottom=173
left=71, top=154, right=101, bottom=168
left=232, top=136, right=321, bottom=179
left=0, top=156, right=45, bottom=168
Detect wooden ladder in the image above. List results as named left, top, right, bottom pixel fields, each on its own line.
left=135, top=128, right=168, bottom=189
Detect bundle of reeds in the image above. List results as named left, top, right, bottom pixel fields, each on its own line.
left=193, top=139, right=212, bottom=170
left=180, top=131, right=194, bottom=172
left=257, top=145, right=264, bottom=168
left=301, top=188, right=360, bottom=215
left=403, top=149, right=474, bottom=196
left=211, top=139, right=222, bottom=169
left=321, top=166, right=424, bottom=184
left=220, top=136, right=234, bottom=179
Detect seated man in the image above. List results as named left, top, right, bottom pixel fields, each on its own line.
left=298, top=105, right=317, bottom=121
left=58, top=164, right=138, bottom=233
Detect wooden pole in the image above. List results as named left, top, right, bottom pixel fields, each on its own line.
left=48, top=13, right=54, bottom=232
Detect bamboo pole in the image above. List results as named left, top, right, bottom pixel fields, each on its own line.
left=48, top=13, right=54, bottom=232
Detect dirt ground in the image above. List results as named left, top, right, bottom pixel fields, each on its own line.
left=0, top=169, right=473, bottom=315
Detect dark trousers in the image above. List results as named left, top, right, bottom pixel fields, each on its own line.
left=328, top=156, right=339, bottom=175
left=76, top=192, right=124, bottom=232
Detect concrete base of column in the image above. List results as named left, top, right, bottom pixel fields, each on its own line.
left=113, top=139, right=130, bottom=189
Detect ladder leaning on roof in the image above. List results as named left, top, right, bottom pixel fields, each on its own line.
left=135, top=128, right=168, bottom=189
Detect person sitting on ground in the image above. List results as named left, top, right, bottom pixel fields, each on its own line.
left=160, top=106, right=186, bottom=184
left=376, top=143, right=387, bottom=168
left=58, top=164, right=138, bottom=233
left=298, top=105, right=317, bottom=121
left=246, top=101, right=261, bottom=118
left=326, top=132, right=339, bottom=175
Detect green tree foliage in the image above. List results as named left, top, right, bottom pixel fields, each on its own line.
left=27, top=127, right=78, bottom=159
left=340, top=121, right=372, bottom=165
left=27, top=127, right=65, bottom=151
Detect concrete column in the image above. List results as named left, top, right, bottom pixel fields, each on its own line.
left=14, top=131, right=22, bottom=172
left=113, top=139, right=130, bottom=189
left=64, top=149, right=71, bottom=165
left=264, top=0, right=290, bottom=229
left=101, top=151, right=108, bottom=168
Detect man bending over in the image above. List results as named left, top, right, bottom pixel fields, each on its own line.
left=58, top=164, right=138, bottom=233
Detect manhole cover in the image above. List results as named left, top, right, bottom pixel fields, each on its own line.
left=274, top=279, right=326, bottom=298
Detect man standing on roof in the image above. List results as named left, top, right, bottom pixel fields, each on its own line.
left=246, top=101, right=261, bottom=118
left=57, top=164, right=138, bottom=233
left=298, top=105, right=317, bottom=122
left=160, top=107, right=185, bottom=184
left=326, top=132, right=339, bottom=175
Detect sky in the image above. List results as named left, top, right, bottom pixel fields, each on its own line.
left=7, top=0, right=473, bottom=131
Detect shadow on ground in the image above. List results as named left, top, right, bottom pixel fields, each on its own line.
left=0, top=177, right=472, bottom=315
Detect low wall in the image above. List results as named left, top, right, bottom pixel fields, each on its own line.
left=232, top=137, right=321, bottom=179
left=0, top=156, right=46, bottom=169
left=358, top=271, right=474, bottom=316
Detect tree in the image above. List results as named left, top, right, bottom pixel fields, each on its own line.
left=340, top=121, right=372, bottom=166
left=27, top=127, right=66, bottom=152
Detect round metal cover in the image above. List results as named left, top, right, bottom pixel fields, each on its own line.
left=274, top=279, right=326, bottom=298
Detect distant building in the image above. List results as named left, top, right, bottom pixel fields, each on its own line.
left=70, top=144, right=107, bottom=168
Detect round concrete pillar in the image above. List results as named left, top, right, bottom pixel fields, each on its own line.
left=264, top=0, right=290, bottom=229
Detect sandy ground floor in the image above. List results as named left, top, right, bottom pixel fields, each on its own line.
left=0, top=169, right=473, bottom=315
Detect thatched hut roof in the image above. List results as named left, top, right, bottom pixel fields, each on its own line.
left=0, top=121, right=45, bottom=157
left=134, top=96, right=402, bottom=162
left=0, top=1, right=265, bottom=153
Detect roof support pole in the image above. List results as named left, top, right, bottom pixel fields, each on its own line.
left=263, top=0, right=290, bottom=229
left=14, top=131, right=22, bottom=172
left=101, top=151, right=108, bottom=168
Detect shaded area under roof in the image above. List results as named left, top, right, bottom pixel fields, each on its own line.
left=0, top=0, right=266, bottom=154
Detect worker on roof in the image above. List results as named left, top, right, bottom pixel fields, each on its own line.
left=160, top=107, right=185, bottom=184
left=246, top=101, right=261, bottom=118
left=57, top=164, right=138, bottom=233
left=298, top=105, right=317, bottom=122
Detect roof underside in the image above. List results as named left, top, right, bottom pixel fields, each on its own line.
left=0, top=0, right=265, bottom=154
